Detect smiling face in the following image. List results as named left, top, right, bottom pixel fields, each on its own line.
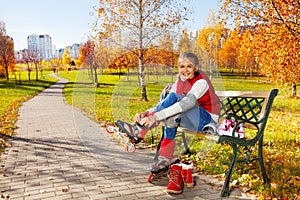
left=178, top=57, right=197, bottom=80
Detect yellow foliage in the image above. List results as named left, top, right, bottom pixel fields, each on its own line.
left=219, top=0, right=300, bottom=91
left=62, top=48, right=71, bottom=66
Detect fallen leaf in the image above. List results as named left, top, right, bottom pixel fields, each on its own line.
left=24, top=193, right=30, bottom=196
left=271, top=183, right=278, bottom=189
left=232, top=179, right=238, bottom=185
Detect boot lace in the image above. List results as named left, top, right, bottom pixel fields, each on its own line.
left=169, top=169, right=182, bottom=187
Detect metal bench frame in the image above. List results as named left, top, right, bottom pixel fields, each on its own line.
left=156, top=89, right=278, bottom=197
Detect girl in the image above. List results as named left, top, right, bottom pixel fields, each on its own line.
left=115, top=52, right=220, bottom=174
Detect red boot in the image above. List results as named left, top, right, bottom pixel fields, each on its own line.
left=166, top=163, right=183, bottom=194
left=181, top=161, right=194, bottom=188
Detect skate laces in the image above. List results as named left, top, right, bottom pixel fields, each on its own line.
left=153, top=156, right=169, bottom=169
left=134, top=122, right=147, bottom=136
left=122, top=122, right=144, bottom=138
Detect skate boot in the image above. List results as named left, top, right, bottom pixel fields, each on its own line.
left=166, top=163, right=183, bottom=194
left=150, top=156, right=170, bottom=174
left=181, top=161, right=194, bottom=188
left=115, top=120, right=146, bottom=144
left=147, top=156, right=181, bottom=183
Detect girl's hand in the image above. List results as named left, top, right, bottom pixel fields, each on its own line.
left=140, top=115, right=159, bottom=128
left=134, top=111, right=149, bottom=123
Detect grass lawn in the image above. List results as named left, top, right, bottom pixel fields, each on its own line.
left=0, top=71, right=57, bottom=152
left=1, top=69, right=299, bottom=199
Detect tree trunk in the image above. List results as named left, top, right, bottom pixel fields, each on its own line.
left=40, top=69, right=43, bottom=79
left=28, top=71, right=31, bottom=83
left=126, top=68, right=129, bottom=81
left=5, top=62, right=9, bottom=81
left=35, top=64, right=39, bottom=81
left=156, top=66, right=158, bottom=83
left=136, top=66, right=140, bottom=85
left=18, top=72, right=22, bottom=84
left=139, top=58, right=148, bottom=101
left=138, top=0, right=148, bottom=101
left=244, top=62, right=247, bottom=79
left=26, top=63, right=31, bottom=82
left=90, top=66, right=93, bottom=81
left=292, top=83, right=297, bottom=97
left=94, top=67, right=99, bottom=87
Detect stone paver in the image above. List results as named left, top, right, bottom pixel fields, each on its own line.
left=0, top=74, right=256, bottom=200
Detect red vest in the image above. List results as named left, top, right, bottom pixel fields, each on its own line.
left=176, top=71, right=220, bottom=115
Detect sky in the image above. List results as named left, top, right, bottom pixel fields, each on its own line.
left=0, top=0, right=219, bottom=51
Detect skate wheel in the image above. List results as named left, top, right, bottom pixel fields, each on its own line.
left=147, top=173, right=154, bottom=183
left=106, top=124, right=116, bottom=134
left=125, top=143, right=136, bottom=153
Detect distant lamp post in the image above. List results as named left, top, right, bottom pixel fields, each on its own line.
left=208, top=32, right=215, bottom=80
left=216, top=36, right=226, bottom=78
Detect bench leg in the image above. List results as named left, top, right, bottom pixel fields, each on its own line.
left=181, top=132, right=191, bottom=155
left=221, top=143, right=238, bottom=197
left=258, top=139, right=270, bottom=184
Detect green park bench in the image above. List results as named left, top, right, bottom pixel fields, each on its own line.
left=155, top=88, right=278, bottom=197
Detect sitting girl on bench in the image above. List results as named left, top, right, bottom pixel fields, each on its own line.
left=115, top=52, right=220, bottom=194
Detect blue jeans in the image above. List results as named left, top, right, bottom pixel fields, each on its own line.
left=155, top=92, right=212, bottom=140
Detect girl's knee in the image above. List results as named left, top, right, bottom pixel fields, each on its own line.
left=164, top=114, right=180, bottom=129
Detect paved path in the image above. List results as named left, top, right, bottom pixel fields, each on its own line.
left=0, top=75, right=255, bottom=200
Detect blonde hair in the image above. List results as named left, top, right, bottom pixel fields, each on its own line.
left=178, top=52, right=199, bottom=67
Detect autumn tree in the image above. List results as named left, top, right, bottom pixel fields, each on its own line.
left=50, top=58, right=62, bottom=72
left=218, top=28, right=256, bottom=77
left=236, top=29, right=256, bottom=78
left=193, top=12, right=225, bottom=78
left=158, top=31, right=177, bottom=78
left=29, top=49, right=41, bottom=81
left=20, top=49, right=40, bottom=82
left=94, top=0, right=189, bottom=101
left=78, top=40, right=95, bottom=67
left=177, top=30, right=191, bottom=54
left=217, top=29, right=240, bottom=72
left=62, top=47, right=71, bottom=70
left=144, top=46, right=178, bottom=79
left=108, top=50, right=138, bottom=80
left=0, top=21, right=15, bottom=80
left=159, top=31, right=174, bottom=53
left=219, top=0, right=300, bottom=96
left=108, top=47, right=178, bottom=81
left=93, top=36, right=119, bottom=77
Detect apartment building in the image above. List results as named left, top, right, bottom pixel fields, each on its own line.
left=54, top=43, right=80, bottom=59
left=27, top=34, right=53, bottom=60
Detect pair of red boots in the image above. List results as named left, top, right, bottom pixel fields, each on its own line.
left=166, top=161, right=194, bottom=194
